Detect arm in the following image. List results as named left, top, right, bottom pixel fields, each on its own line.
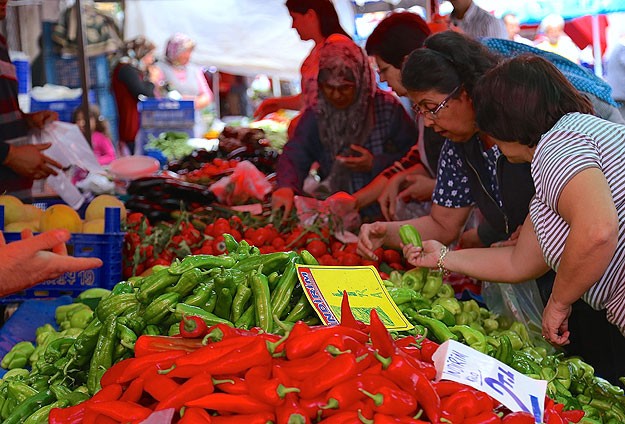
left=92, top=133, right=117, bottom=165
left=254, top=94, right=303, bottom=120
left=0, top=229, right=102, bottom=296
left=357, top=203, right=473, bottom=260
left=546, top=167, right=618, bottom=344
left=117, top=64, right=155, bottom=98
left=190, top=68, right=213, bottom=110
left=403, top=214, right=550, bottom=282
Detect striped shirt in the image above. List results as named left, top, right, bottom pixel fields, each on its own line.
left=530, top=112, right=625, bottom=333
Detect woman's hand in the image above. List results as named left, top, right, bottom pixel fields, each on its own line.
left=0, top=229, right=103, bottom=296
left=542, top=295, right=572, bottom=346
left=336, top=144, right=373, bottom=172
left=3, top=144, right=62, bottom=180
left=379, top=173, right=407, bottom=221
left=398, top=174, right=435, bottom=202
left=402, top=239, right=444, bottom=268
left=357, top=222, right=388, bottom=260
left=24, top=111, right=58, bottom=129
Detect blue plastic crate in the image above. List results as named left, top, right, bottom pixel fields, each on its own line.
left=30, top=90, right=96, bottom=123
left=13, top=58, right=30, bottom=94
left=137, top=127, right=194, bottom=155
left=0, top=203, right=124, bottom=302
left=50, top=54, right=110, bottom=89
left=139, top=99, right=195, bottom=128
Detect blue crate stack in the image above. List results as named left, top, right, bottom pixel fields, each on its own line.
left=137, top=98, right=195, bottom=155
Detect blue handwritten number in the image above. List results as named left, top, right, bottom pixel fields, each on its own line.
left=485, top=367, right=531, bottom=414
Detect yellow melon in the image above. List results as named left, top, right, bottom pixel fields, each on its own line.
left=0, top=195, right=25, bottom=225
left=39, top=205, right=83, bottom=233
left=4, top=220, right=40, bottom=232
left=82, top=218, right=105, bottom=234
left=22, top=204, right=44, bottom=222
left=85, top=195, right=126, bottom=223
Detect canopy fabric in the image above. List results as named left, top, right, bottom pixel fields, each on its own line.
left=123, top=0, right=355, bottom=79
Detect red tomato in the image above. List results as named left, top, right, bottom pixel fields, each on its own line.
left=382, top=249, right=402, bottom=264
left=213, top=218, right=231, bottom=237
left=379, top=271, right=390, bottom=280
left=272, top=237, right=286, bottom=250
left=343, top=243, right=358, bottom=253
left=318, top=254, right=338, bottom=266
left=388, top=262, right=405, bottom=271
left=340, top=253, right=361, bottom=266
left=229, top=229, right=242, bottom=242
left=373, top=247, right=385, bottom=261
left=360, top=259, right=379, bottom=269
left=252, top=227, right=272, bottom=246
left=259, top=245, right=276, bottom=254
left=306, top=239, right=328, bottom=258
left=330, top=241, right=344, bottom=254
left=229, top=215, right=243, bottom=229
left=151, top=258, right=172, bottom=267
left=126, top=212, right=144, bottom=227
left=244, top=227, right=256, bottom=239
left=212, top=235, right=227, bottom=254
left=204, top=223, right=215, bottom=236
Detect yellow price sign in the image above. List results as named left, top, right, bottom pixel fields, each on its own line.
left=295, top=265, right=412, bottom=330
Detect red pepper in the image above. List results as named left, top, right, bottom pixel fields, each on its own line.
left=119, top=377, right=145, bottom=403
left=212, top=375, right=248, bottom=395
left=173, top=336, right=259, bottom=367
left=274, top=391, right=311, bottom=423
left=368, top=308, right=397, bottom=357
left=502, top=411, right=536, bottom=423
left=210, top=412, right=277, bottom=424
left=156, top=372, right=215, bottom=411
left=373, top=414, right=430, bottom=423
left=545, top=407, right=566, bottom=424
left=285, top=326, right=369, bottom=360
left=100, top=360, right=134, bottom=388
left=185, top=393, right=273, bottom=414
left=382, top=354, right=441, bottom=423
left=339, top=291, right=367, bottom=331
left=395, top=349, right=437, bottom=380
left=434, top=380, right=472, bottom=398
left=91, top=383, right=123, bottom=402
left=134, top=335, right=204, bottom=357
left=360, top=385, right=418, bottom=416
left=323, top=374, right=401, bottom=410
left=204, top=323, right=271, bottom=343
left=111, top=350, right=187, bottom=383
left=93, top=415, right=118, bottom=424
left=561, top=409, right=585, bottom=423
left=317, top=410, right=361, bottom=423
left=298, top=352, right=360, bottom=399
left=84, top=401, right=152, bottom=422
left=441, top=389, right=487, bottom=421
left=178, top=407, right=213, bottom=424
left=464, top=411, right=502, bottom=424
left=272, top=350, right=333, bottom=380
left=142, top=371, right=181, bottom=401
left=168, top=338, right=272, bottom=378
left=244, top=365, right=300, bottom=406
left=417, top=337, right=440, bottom=363
left=179, top=315, right=209, bottom=338
left=49, top=405, right=86, bottom=424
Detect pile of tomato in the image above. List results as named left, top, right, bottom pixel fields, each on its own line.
left=183, top=158, right=240, bottom=185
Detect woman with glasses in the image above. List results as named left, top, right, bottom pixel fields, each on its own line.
left=272, top=35, right=416, bottom=219
left=405, top=55, right=625, bottom=348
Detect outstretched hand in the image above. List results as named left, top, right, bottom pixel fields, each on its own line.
left=0, top=229, right=103, bottom=296
left=402, top=239, right=445, bottom=269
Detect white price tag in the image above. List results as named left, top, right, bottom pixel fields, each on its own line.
left=432, top=340, right=547, bottom=423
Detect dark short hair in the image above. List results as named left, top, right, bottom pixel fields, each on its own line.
left=365, top=11, right=430, bottom=69
left=401, top=31, right=500, bottom=97
left=474, top=55, right=594, bottom=147
left=285, top=0, right=350, bottom=38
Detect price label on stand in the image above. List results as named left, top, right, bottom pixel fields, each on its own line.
left=433, top=340, right=547, bottom=423
left=295, top=265, right=412, bottom=330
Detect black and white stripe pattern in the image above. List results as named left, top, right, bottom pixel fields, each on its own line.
left=530, top=113, right=625, bottom=333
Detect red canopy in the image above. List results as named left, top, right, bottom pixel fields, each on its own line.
left=564, top=14, right=608, bottom=55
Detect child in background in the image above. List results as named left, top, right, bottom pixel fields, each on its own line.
left=72, top=105, right=117, bottom=166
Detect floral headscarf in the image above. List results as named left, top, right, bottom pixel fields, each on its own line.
left=165, top=33, right=196, bottom=66
left=314, top=34, right=377, bottom=195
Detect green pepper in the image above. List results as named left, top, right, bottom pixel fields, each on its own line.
left=231, top=284, right=252, bottom=323
left=270, top=254, right=300, bottom=320
left=7, top=380, right=38, bottom=403
left=168, top=322, right=181, bottom=336
left=0, top=369, right=29, bottom=382
left=267, top=271, right=281, bottom=291
left=436, top=283, right=455, bottom=299
left=95, top=293, right=140, bottom=321
left=43, top=337, right=75, bottom=364
left=168, top=254, right=236, bottom=275
left=510, top=351, right=542, bottom=375
left=142, top=324, right=161, bottom=336
left=461, top=299, right=481, bottom=321
left=1, top=341, right=35, bottom=369
left=401, top=267, right=428, bottom=291
left=111, top=280, right=134, bottom=295
left=222, top=233, right=239, bottom=253
left=482, top=318, right=499, bottom=333
left=87, top=316, right=117, bottom=395
left=419, top=305, right=455, bottom=326
left=117, top=322, right=138, bottom=350
left=388, top=270, right=403, bottom=286
left=450, top=325, right=487, bottom=353
left=68, top=308, right=93, bottom=329
left=3, top=389, right=55, bottom=424
left=166, top=267, right=208, bottom=298
left=398, top=224, right=422, bottom=246
left=117, top=305, right=146, bottom=335
left=136, top=268, right=181, bottom=303
left=299, top=249, right=319, bottom=265
left=432, top=297, right=462, bottom=316
left=499, top=330, right=524, bottom=351
left=203, top=289, right=218, bottom=313
left=174, top=303, right=232, bottom=326
left=454, top=311, right=473, bottom=326
left=214, top=287, right=234, bottom=319
left=564, top=357, right=595, bottom=382
left=404, top=311, right=457, bottom=343
left=23, top=399, right=69, bottom=424
left=387, top=287, right=419, bottom=305
left=556, top=361, right=572, bottom=390
left=494, top=334, right=513, bottom=365
left=250, top=271, right=273, bottom=332
left=182, top=282, right=215, bottom=307
left=234, top=304, right=255, bottom=329
left=55, top=303, right=89, bottom=325
left=421, top=271, right=443, bottom=299
left=509, top=322, right=531, bottom=347
left=234, top=251, right=291, bottom=274
left=143, top=292, right=180, bottom=325
left=285, top=293, right=313, bottom=323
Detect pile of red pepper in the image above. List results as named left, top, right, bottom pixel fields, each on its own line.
left=48, top=295, right=582, bottom=424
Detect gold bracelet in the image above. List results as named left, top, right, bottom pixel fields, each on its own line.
left=436, top=245, right=450, bottom=276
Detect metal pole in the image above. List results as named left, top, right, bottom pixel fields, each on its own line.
left=75, top=0, right=92, bottom=145
left=591, top=14, right=603, bottom=77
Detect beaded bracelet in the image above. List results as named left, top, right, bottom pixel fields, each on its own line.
left=436, top=245, right=450, bottom=276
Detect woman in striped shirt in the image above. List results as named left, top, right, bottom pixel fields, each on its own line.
left=404, top=55, right=625, bottom=344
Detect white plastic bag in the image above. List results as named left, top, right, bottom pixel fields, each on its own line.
left=209, top=160, right=271, bottom=205
left=293, top=191, right=361, bottom=235
left=29, top=121, right=105, bottom=209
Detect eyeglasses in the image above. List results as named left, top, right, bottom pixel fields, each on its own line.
left=412, top=85, right=461, bottom=119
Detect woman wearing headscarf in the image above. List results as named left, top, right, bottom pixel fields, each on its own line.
left=156, top=33, right=213, bottom=137
left=111, top=36, right=158, bottom=155
left=272, top=35, right=416, bottom=219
